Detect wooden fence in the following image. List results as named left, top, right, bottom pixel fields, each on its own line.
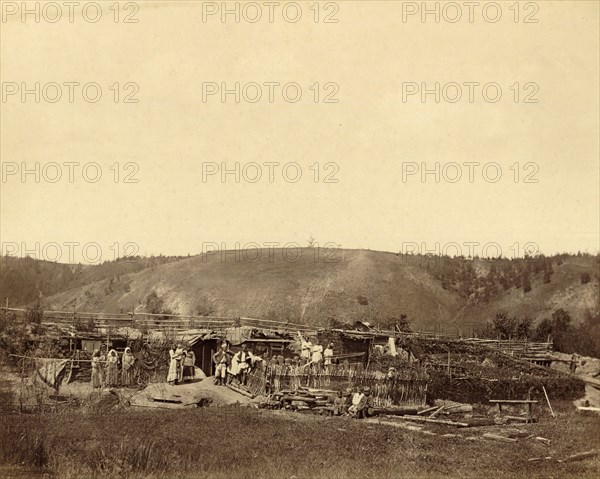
left=2, top=308, right=317, bottom=334
left=464, top=338, right=553, bottom=358
left=2, top=308, right=553, bottom=357
left=246, top=363, right=428, bottom=407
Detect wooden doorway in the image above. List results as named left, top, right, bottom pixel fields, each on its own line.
left=192, top=340, right=219, bottom=377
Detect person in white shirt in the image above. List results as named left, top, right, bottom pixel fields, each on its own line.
left=324, top=343, right=334, bottom=369
left=232, top=344, right=252, bottom=385
left=300, top=337, right=312, bottom=365
left=348, top=388, right=365, bottom=416
left=311, top=344, right=323, bottom=372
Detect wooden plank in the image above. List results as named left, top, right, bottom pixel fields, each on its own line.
left=227, top=383, right=255, bottom=399
left=483, top=433, right=518, bottom=443
left=563, top=450, right=598, bottom=462
left=430, top=406, right=445, bottom=418
left=417, top=406, right=439, bottom=416
left=463, top=418, right=496, bottom=427
left=395, top=416, right=469, bottom=427
left=489, top=400, right=538, bottom=404
left=368, top=406, right=420, bottom=416
left=504, top=415, right=537, bottom=423
left=542, top=386, right=556, bottom=418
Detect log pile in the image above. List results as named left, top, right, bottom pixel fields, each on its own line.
left=258, top=386, right=427, bottom=416
left=258, top=387, right=337, bottom=412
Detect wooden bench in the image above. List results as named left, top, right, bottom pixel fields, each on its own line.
left=489, top=399, right=538, bottom=423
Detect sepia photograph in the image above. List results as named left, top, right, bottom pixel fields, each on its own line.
left=0, top=1, right=599, bottom=478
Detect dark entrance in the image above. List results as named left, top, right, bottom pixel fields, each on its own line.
left=191, top=339, right=219, bottom=377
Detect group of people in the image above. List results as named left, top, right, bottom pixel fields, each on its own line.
left=91, top=347, right=136, bottom=388
left=331, top=386, right=372, bottom=419
left=300, top=336, right=335, bottom=370
left=212, top=342, right=260, bottom=386
left=167, top=345, right=197, bottom=385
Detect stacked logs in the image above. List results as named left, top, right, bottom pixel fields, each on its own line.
left=260, top=386, right=336, bottom=413
left=259, top=386, right=423, bottom=417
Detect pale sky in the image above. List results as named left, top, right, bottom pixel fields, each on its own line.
left=1, top=1, right=599, bottom=263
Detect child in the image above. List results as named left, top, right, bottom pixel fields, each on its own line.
left=332, top=390, right=345, bottom=416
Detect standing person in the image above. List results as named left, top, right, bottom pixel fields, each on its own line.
left=232, top=344, right=252, bottom=385
left=167, top=345, right=179, bottom=385
left=183, top=348, right=196, bottom=382
left=91, top=350, right=103, bottom=389
left=121, top=347, right=135, bottom=387
left=570, top=353, right=579, bottom=373
left=324, top=343, right=334, bottom=369
left=311, top=344, right=323, bottom=372
left=212, top=343, right=230, bottom=386
left=355, top=387, right=371, bottom=419
left=106, top=349, right=119, bottom=387
left=299, top=333, right=312, bottom=366
left=175, top=344, right=185, bottom=384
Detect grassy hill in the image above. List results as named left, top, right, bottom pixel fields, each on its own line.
left=0, top=255, right=188, bottom=308
left=461, top=256, right=599, bottom=327
left=16, top=249, right=597, bottom=332
left=38, top=249, right=461, bottom=329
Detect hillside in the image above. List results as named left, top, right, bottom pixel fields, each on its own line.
left=38, top=249, right=462, bottom=329
left=27, top=249, right=599, bottom=332
left=462, top=256, right=599, bottom=326
left=0, top=255, right=189, bottom=307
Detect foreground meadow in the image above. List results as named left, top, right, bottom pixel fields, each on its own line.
left=0, top=402, right=598, bottom=479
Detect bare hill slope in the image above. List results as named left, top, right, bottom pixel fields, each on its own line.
left=38, top=249, right=598, bottom=331
left=42, top=249, right=463, bottom=328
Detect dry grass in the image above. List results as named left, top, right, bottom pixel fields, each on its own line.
left=0, top=401, right=599, bottom=479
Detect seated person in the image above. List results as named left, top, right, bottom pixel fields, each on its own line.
left=348, top=387, right=365, bottom=417
left=332, top=390, right=346, bottom=416
left=356, top=387, right=371, bottom=419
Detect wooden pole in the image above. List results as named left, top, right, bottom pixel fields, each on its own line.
left=542, top=386, right=556, bottom=418
left=563, top=450, right=598, bottom=462
left=396, top=416, right=469, bottom=427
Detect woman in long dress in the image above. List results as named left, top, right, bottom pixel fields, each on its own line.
left=121, top=347, right=135, bottom=386
left=91, top=350, right=103, bottom=388
left=182, top=349, right=196, bottom=382
left=167, top=346, right=179, bottom=385
left=106, top=349, right=119, bottom=387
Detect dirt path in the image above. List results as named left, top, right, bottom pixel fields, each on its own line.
left=128, top=377, right=260, bottom=408
left=0, top=366, right=258, bottom=410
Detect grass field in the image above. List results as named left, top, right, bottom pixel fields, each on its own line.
left=1, top=402, right=599, bottom=479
